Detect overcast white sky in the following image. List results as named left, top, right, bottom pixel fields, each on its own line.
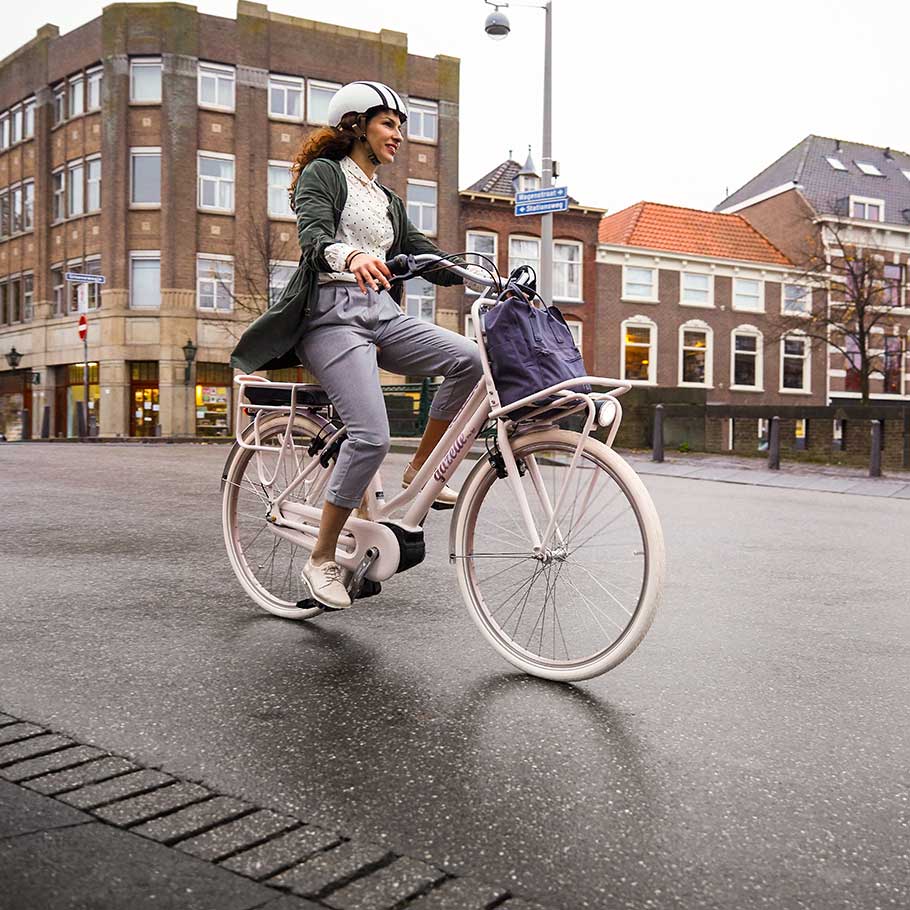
left=4, top=0, right=910, bottom=215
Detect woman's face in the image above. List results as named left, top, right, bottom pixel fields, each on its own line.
left=367, top=110, right=403, bottom=165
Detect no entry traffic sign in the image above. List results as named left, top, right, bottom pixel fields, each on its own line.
left=78, top=314, right=88, bottom=340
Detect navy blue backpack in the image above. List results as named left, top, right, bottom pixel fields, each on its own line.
left=482, top=285, right=590, bottom=410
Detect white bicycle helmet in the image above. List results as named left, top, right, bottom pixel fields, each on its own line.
left=326, top=81, right=408, bottom=128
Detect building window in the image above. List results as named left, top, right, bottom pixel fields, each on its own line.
left=23, top=99, right=35, bottom=138
left=783, top=283, right=811, bottom=315
left=130, top=59, right=162, bottom=103
left=269, top=262, right=296, bottom=308
left=855, top=161, right=883, bottom=177
left=22, top=181, right=34, bottom=231
left=197, top=256, right=234, bottom=311
left=781, top=333, right=810, bottom=391
left=87, top=68, right=102, bottom=110
left=883, top=264, right=903, bottom=308
left=850, top=196, right=884, bottom=221
left=81, top=259, right=103, bottom=311
left=621, top=318, right=656, bottom=384
left=52, top=170, right=66, bottom=221
left=11, top=185, right=23, bottom=234
left=566, top=319, right=582, bottom=348
left=826, top=156, right=847, bottom=171
left=21, top=274, right=33, bottom=322
left=845, top=334, right=861, bottom=392
left=0, top=191, right=9, bottom=239
left=52, top=266, right=65, bottom=317
left=66, top=258, right=102, bottom=313
left=86, top=158, right=101, bottom=211
left=509, top=236, right=540, bottom=276
left=407, top=98, right=438, bottom=143
left=130, top=254, right=161, bottom=309
left=794, top=418, right=808, bottom=450
left=307, top=80, right=340, bottom=124
left=553, top=241, right=582, bottom=300
left=407, top=180, right=437, bottom=236
left=731, top=327, right=763, bottom=390
left=10, top=106, right=23, bottom=143
left=130, top=149, right=161, bottom=206
left=467, top=230, right=497, bottom=263
left=623, top=265, right=657, bottom=301
left=268, top=162, right=293, bottom=217
left=8, top=277, right=21, bottom=323
left=679, top=322, right=712, bottom=386
left=53, top=84, right=66, bottom=124
left=198, top=62, right=235, bottom=111
left=405, top=277, right=436, bottom=322
left=680, top=271, right=712, bottom=306
left=198, top=154, right=235, bottom=212
left=67, top=160, right=85, bottom=216
left=69, top=76, right=85, bottom=117
left=0, top=113, right=8, bottom=149
left=884, top=336, right=902, bottom=394
left=733, top=277, right=763, bottom=312
left=268, top=75, right=303, bottom=120
left=518, top=174, right=540, bottom=193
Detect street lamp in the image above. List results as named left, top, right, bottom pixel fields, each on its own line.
left=182, top=338, right=198, bottom=385
left=5, top=347, right=22, bottom=369
left=484, top=0, right=554, bottom=306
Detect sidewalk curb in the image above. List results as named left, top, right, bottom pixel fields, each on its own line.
left=0, top=709, right=549, bottom=910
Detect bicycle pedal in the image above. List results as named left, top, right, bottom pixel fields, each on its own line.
left=355, top=579, right=382, bottom=600
left=430, top=501, right=455, bottom=511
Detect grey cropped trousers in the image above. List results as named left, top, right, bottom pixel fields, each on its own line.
left=295, top=282, right=483, bottom=509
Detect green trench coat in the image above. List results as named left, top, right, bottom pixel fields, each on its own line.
left=230, top=156, right=465, bottom=374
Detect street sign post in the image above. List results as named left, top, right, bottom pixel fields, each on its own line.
left=514, top=185, right=569, bottom=217
left=77, top=314, right=89, bottom=437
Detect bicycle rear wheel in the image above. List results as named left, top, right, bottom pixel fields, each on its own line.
left=222, top=411, right=335, bottom=619
left=452, top=429, right=665, bottom=681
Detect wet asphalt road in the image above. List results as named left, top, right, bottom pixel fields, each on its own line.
left=1, top=443, right=908, bottom=909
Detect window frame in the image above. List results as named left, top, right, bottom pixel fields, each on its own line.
left=197, top=61, right=236, bottom=112
left=67, top=158, right=85, bottom=217
left=407, top=178, right=438, bottom=237
left=52, top=83, right=66, bottom=125
left=85, top=156, right=101, bottom=212
left=86, top=67, right=102, bottom=111
left=677, top=320, right=713, bottom=387
left=622, top=264, right=658, bottom=303
left=51, top=263, right=66, bottom=317
left=197, top=151, right=235, bottom=214
left=129, top=251, right=162, bottom=310
left=68, top=75, right=85, bottom=118
left=508, top=234, right=541, bottom=277
left=23, top=98, right=35, bottom=138
left=732, top=275, right=765, bottom=313
left=129, top=57, right=163, bottom=105
left=407, top=97, right=439, bottom=144
left=849, top=195, right=885, bottom=222
left=782, top=282, right=812, bottom=317
left=779, top=331, right=812, bottom=394
left=553, top=239, right=583, bottom=302
left=679, top=270, right=714, bottom=308
left=52, top=168, right=66, bottom=222
left=10, top=104, right=23, bottom=144
left=268, top=259, right=298, bottom=308
left=620, top=316, right=657, bottom=385
left=465, top=231, right=498, bottom=294
left=404, top=276, right=437, bottom=323
left=268, top=74, right=304, bottom=122
left=0, top=113, right=8, bottom=150
left=729, top=325, right=764, bottom=392
left=306, top=79, right=341, bottom=125
left=267, top=159, right=294, bottom=219
left=130, top=147, right=162, bottom=209
left=22, top=180, right=34, bottom=232
left=196, top=253, right=235, bottom=312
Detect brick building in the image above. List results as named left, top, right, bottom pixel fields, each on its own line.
left=717, top=134, right=910, bottom=407
left=0, top=1, right=462, bottom=439
left=458, top=151, right=605, bottom=371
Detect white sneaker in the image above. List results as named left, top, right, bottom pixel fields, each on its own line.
left=402, top=462, right=459, bottom=506
left=302, top=558, right=352, bottom=610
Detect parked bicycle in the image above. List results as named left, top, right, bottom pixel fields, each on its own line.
left=221, top=253, right=665, bottom=681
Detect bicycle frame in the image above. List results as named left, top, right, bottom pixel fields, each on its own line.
left=230, top=261, right=633, bottom=573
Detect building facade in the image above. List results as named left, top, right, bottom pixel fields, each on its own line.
left=0, top=1, right=462, bottom=439
left=458, top=152, right=605, bottom=372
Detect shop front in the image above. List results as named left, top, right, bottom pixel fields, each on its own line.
left=0, top=369, right=31, bottom=441
left=195, top=362, right=233, bottom=437
left=130, top=361, right=159, bottom=437
left=55, top=363, right=100, bottom=437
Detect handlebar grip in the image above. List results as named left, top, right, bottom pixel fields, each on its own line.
left=386, top=254, right=412, bottom=276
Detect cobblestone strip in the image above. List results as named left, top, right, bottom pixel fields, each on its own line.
left=0, top=707, right=547, bottom=910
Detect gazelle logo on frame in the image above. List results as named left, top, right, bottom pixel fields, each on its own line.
left=434, top=433, right=468, bottom=482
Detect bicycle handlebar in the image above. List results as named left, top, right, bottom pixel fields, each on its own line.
left=385, top=253, right=499, bottom=289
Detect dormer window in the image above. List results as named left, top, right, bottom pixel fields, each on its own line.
left=826, top=157, right=847, bottom=171
left=518, top=174, right=540, bottom=193
left=850, top=196, right=885, bottom=221
left=855, top=161, right=883, bottom=176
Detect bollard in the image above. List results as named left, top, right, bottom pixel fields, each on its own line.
left=41, top=405, right=50, bottom=439
left=767, top=416, right=781, bottom=470
left=76, top=402, right=87, bottom=438
left=870, top=420, right=882, bottom=478
left=652, top=404, right=665, bottom=463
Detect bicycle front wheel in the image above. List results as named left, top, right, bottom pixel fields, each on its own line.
left=222, top=411, right=335, bottom=620
left=452, top=429, right=665, bottom=681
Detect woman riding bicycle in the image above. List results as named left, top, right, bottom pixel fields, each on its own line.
left=231, top=81, right=485, bottom=611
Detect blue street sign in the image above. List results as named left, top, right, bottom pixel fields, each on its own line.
left=515, top=198, right=570, bottom=217
left=515, top=185, right=568, bottom=204
left=65, top=272, right=106, bottom=284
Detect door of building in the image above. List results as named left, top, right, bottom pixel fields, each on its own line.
left=129, top=361, right=160, bottom=437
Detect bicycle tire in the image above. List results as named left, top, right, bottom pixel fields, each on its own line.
left=451, top=428, right=665, bottom=681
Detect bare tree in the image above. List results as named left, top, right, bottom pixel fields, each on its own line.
left=771, top=214, right=903, bottom=403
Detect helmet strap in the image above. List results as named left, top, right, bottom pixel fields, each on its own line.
left=352, top=115, right=380, bottom=166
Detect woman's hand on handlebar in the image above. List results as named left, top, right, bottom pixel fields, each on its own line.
left=348, top=252, right=392, bottom=293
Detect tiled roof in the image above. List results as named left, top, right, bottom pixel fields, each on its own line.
left=464, top=159, right=523, bottom=196
left=598, top=201, right=792, bottom=266
left=716, top=134, right=910, bottom=224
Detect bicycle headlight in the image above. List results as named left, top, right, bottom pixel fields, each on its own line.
left=596, top=399, right=617, bottom=428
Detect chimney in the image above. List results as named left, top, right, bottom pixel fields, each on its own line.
left=884, top=147, right=894, bottom=159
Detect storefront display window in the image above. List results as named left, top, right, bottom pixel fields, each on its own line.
left=195, top=362, right=233, bottom=437
left=66, top=362, right=100, bottom=436
left=130, top=361, right=159, bottom=437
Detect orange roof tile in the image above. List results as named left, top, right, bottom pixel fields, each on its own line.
left=598, top=201, right=792, bottom=266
